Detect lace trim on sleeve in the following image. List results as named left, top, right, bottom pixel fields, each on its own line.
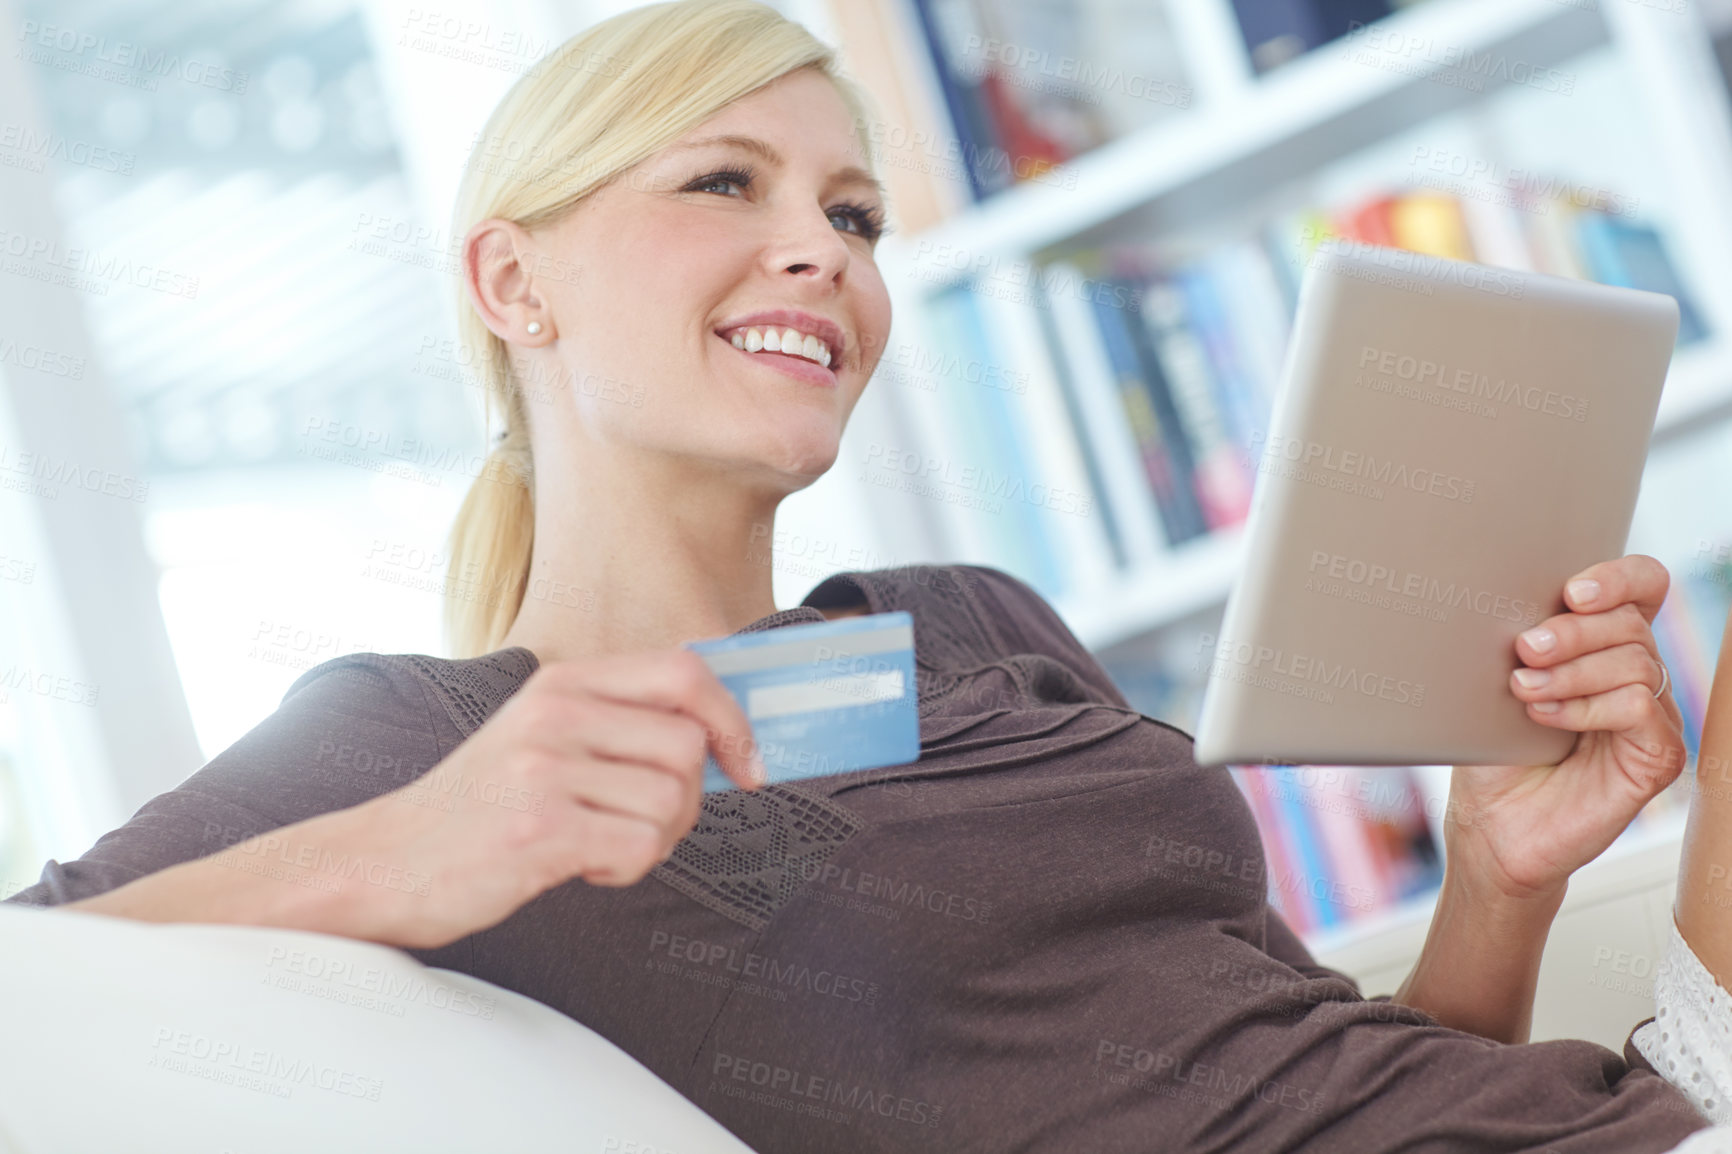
left=399, top=650, right=537, bottom=740
left=1637, top=917, right=1732, bottom=1142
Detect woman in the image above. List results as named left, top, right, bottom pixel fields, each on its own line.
left=9, top=2, right=1732, bottom=1150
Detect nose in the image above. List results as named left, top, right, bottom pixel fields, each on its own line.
left=773, top=204, right=853, bottom=286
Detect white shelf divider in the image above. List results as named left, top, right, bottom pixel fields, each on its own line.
left=1654, top=341, right=1732, bottom=444
left=1055, top=525, right=1245, bottom=652
left=1162, top=0, right=1257, bottom=109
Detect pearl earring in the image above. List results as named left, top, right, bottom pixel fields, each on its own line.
left=526, top=321, right=542, bottom=336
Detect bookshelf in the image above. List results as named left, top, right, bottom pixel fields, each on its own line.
left=857, top=0, right=1732, bottom=618
left=822, top=0, right=1732, bottom=955
left=875, top=0, right=1608, bottom=281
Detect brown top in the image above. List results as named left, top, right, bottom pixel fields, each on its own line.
left=7, top=563, right=1707, bottom=1152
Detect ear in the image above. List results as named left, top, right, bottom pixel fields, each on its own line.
left=462, top=218, right=553, bottom=346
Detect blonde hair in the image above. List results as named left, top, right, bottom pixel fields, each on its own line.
left=442, top=0, right=885, bottom=658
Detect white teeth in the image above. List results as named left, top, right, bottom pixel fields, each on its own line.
left=724, top=324, right=836, bottom=369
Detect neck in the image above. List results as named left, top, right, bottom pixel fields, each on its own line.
left=496, top=449, right=790, bottom=665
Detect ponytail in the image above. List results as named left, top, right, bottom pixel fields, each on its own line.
left=443, top=412, right=535, bottom=658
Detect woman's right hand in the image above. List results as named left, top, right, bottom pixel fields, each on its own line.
left=319, top=648, right=765, bottom=949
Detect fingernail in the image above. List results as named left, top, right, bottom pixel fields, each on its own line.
left=1513, top=667, right=1551, bottom=689
left=1567, top=579, right=1600, bottom=607
left=1531, top=700, right=1562, bottom=714
left=749, top=756, right=768, bottom=786
left=1521, top=627, right=1556, bottom=653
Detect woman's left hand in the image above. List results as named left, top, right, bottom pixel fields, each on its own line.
left=1447, top=554, right=1686, bottom=905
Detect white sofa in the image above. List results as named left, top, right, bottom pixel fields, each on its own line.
left=1, top=827, right=1683, bottom=1152
left=0, top=904, right=757, bottom=1154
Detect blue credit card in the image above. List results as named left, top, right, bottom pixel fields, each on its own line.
left=685, top=611, right=920, bottom=791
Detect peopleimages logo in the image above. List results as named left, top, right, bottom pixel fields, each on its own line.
left=148, top=1028, right=381, bottom=1100
left=1357, top=346, right=1589, bottom=422
left=0, top=124, right=134, bottom=175
left=1198, top=632, right=1426, bottom=709
left=1306, top=550, right=1543, bottom=626
left=0, top=227, right=200, bottom=299
left=1093, top=1041, right=1326, bottom=1115
left=710, top=1052, right=944, bottom=1127
left=647, top=931, right=880, bottom=1006
left=1304, top=234, right=1527, bottom=299
left=794, top=860, right=992, bottom=923
left=1249, top=430, right=1476, bottom=505
left=1340, top=20, right=1575, bottom=97
left=1409, top=145, right=1640, bottom=219
left=17, top=22, right=250, bottom=93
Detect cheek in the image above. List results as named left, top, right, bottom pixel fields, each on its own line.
left=630, top=209, right=754, bottom=291
left=855, top=280, right=893, bottom=370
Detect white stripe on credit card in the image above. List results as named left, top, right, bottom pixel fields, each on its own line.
left=747, top=670, right=906, bottom=720
left=698, top=623, right=914, bottom=677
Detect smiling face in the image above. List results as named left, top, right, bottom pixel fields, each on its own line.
left=505, top=66, right=893, bottom=495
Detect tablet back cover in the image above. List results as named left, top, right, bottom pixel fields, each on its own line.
left=1192, top=243, right=1678, bottom=767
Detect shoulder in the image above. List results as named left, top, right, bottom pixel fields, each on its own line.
left=283, top=646, right=540, bottom=747
left=3, top=649, right=538, bottom=907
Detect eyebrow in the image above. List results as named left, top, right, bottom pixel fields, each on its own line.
left=663, top=133, right=888, bottom=200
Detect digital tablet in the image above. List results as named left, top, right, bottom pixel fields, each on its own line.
left=1192, top=241, right=1679, bottom=768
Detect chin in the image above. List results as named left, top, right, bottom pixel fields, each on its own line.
left=758, top=429, right=844, bottom=487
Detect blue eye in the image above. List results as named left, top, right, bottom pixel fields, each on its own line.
left=683, top=164, right=889, bottom=243
left=829, top=201, right=888, bottom=242
left=688, top=166, right=755, bottom=196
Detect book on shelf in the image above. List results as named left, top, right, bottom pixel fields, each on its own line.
left=1228, top=765, right=1442, bottom=936
left=1037, top=245, right=1285, bottom=551
left=1573, top=212, right=1710, bottom=345
left=907, top=0, right=1008, bottom=201
left=1039, top=263, right=1169, bottom=572
left=840, top=0, right=1194, bottom=211
left=1230, top=0, right=1436, bottom=76
left=1140, top=277, right=1255, bottom=533
left=1307, top=187, right=1709, bottom=348
left=1087, top=275, right=1209, bottom=547
left=823, top=0, right=972, bottom=235
left=1180, top=245, right=1290, bottom=444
